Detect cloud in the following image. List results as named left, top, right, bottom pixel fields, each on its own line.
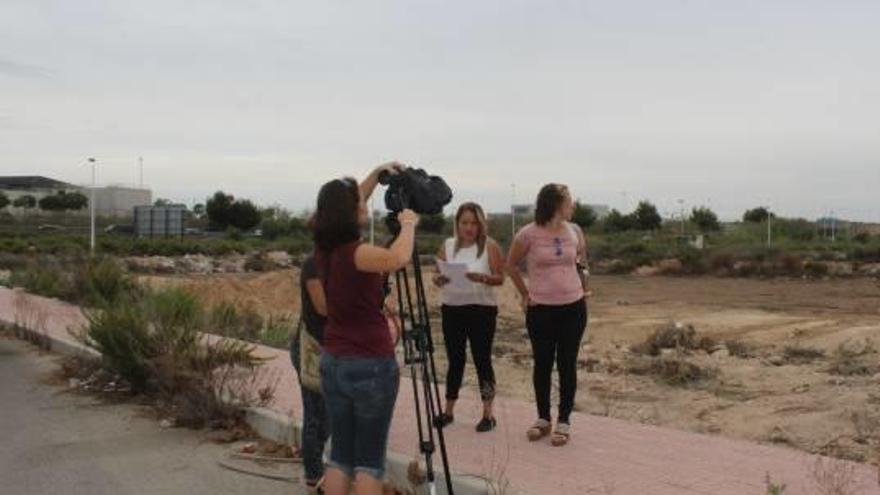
left=0, top=57, right=51, bottom=79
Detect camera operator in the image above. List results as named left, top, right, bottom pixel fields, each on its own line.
left=313, top=163, right=419, bottom=495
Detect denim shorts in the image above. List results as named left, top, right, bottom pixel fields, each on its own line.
left=320, top=353, right=399, bottom=480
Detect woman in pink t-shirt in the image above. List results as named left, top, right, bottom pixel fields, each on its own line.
left=506, top=183, right=589, bottom=447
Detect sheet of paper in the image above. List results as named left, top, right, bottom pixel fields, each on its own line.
left=437, top=261, right=470, bottom=290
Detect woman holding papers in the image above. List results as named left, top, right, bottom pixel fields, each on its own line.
left=433, top=202, right=505, bottom=432
left=506, top=183, right=588, bottom=447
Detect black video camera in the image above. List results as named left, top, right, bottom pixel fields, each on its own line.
left=378, top=167, right=453, bottom=216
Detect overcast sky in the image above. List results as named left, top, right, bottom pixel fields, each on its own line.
left=1, top=0, right=878, bottom=221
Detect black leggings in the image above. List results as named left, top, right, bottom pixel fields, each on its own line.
left=526, top=299, right=588, bottom=424
left=441, top=305, right=498, bottom=402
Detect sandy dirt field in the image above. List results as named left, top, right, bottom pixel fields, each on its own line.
left=142, top=271, right=880, bottom=464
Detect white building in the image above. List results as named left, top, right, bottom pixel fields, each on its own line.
left=0, top=175, right=152, bottom=218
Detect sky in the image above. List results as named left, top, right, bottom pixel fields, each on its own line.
left=1, top=0, right=878, bottom=221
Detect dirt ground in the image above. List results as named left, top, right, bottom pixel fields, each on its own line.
left=143, top=271, right=880, bottom=464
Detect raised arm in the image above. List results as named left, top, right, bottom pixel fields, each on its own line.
left=360, top=162, right=405, bottom=203
left=354, top=209, right=419, bottom=273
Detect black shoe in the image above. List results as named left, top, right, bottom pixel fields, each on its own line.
left=437, top=413, right=454, bottom=428
left=476, top=417, right=497, bottom=432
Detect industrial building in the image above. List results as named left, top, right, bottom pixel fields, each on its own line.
left=0, top=175, right=152, bottom=218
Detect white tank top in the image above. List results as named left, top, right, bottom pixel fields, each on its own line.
left=440, top=238, right=497, bottom=307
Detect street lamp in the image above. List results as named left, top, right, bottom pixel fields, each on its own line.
left=677, top=199, right=685, bottom=235
left=87, top=158, right=96, bottom=255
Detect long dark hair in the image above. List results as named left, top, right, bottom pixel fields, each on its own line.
left=454, top=202, right=489, bottom=258
left=534, top=183, right=568, bottom=226
left=313, top=177, right=361, bottom=252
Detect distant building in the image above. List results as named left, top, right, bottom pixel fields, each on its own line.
left=0, top=175, right=151, bottom=218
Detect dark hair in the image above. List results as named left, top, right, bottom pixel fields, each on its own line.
left=313, top=177, right=361, bottom=252
left=454, top=202, right=488, bottom=258
left=534, top=183, right=568, bottom=226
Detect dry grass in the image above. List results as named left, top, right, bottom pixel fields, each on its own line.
left=809, top=456, right=859, bottom=495
left=626, top=354, right=718, bottom=387
left=827, top=339, right=879, bottom=377
left=631, top=322, right=717, bottom=357
left=782, top=345, right=826, bottom=364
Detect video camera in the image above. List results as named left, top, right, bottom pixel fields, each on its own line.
left=378, top=167, right=453, bottom=216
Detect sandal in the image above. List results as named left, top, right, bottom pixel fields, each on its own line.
left=526, top=419, right=552, bottom=441
left=551, top=422, right=571, bottom=447
left=306, top=475, right=325, bottom=494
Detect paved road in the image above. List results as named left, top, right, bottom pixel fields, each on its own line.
left=0, top=337, right=305, bottom=495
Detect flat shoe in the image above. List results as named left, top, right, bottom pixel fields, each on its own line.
left=476, top=417, right=496, bottom=432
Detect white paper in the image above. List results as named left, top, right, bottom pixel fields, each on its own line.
left=437, top=261, right=470, bottom=290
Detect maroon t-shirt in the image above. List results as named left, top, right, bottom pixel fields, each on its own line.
left=315, top=241, right=394, bottom=358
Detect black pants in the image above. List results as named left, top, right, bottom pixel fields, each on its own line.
left=526, top=299, right=588, bottom=424
left=441, top=304, right=498, bottom=402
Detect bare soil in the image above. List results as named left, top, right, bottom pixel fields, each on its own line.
left=142, top=271, right=880, bottom=464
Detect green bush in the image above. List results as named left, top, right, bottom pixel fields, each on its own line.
left=8, top=260, right=74, bottom=300
left=82, top=301, right=153, bottom=390
left=73, top=258, right=138, bottom=307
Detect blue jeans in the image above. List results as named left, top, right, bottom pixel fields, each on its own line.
left=320, top=353, right=399, bottom=480
left=290, top=338, right=330, bottom=483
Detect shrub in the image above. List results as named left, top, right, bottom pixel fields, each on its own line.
left=626, top=356, right=718, bottom=387
left=782, top=345, right=825, bottom=364
left=80, top=288, right=268, bottom=426
left=73, top=257, right=138, bottom=307
left=804, top=261, right=829, bottom=278
left=632, top=322, right=716, bottom=356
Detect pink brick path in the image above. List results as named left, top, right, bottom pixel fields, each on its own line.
left=1, top=287, right=877, bottom=494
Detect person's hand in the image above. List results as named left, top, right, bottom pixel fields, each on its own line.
left=398, top=209, right=419, bottom=229
left=584, top=288, right=594, bottom=299
left=466, top=272, right=487, bottom=284
left=433, top=275, right=450, bottom=287
left=375, top=161, right=406, bottom=177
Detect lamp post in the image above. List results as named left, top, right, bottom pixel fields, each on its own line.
left=88, top=157, right=96, bottom=255
left=677, top=199, right=685, bottom=235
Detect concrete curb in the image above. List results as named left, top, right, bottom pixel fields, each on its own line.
left=245, top=406, right=499, bottom=495
left=2, top=313, right=509, bottom=495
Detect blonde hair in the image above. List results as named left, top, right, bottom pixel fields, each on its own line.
left=454, top=202, right=489, bottom=258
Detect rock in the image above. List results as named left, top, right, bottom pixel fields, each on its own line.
left=634, top=265, right=661, bottom=277
left=858, top=263, right=880, bottom=277
left=160, top=419, right=175, bottom=429
left=176, top=254, right=213, bottom=274
left=791, top=384, right=810, bottom=393
left=768, top=355, right=785, bottom=366
left=581, top=344, right=595, bottom=354
left=215, top=255, right=247, bottom=273
left=68, top=378, right=81, bottom=389
left=265, top=250, right=293, bottom=268
left=657, top=258, right=684, bottom=275
left=660, top=348, right=677, bottom=358
left=826, top=262, right=854, bottom=277
left=127, top=256, right=176, bottom=274
left=712, top=349, right=730, bottom=360
left=829, top=377, right=846, bottom=386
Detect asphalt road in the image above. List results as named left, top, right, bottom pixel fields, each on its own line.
left=0, top=336, right=305, bottom=495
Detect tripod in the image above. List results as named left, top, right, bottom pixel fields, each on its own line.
left=390, top=243, right=455, bottom=495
